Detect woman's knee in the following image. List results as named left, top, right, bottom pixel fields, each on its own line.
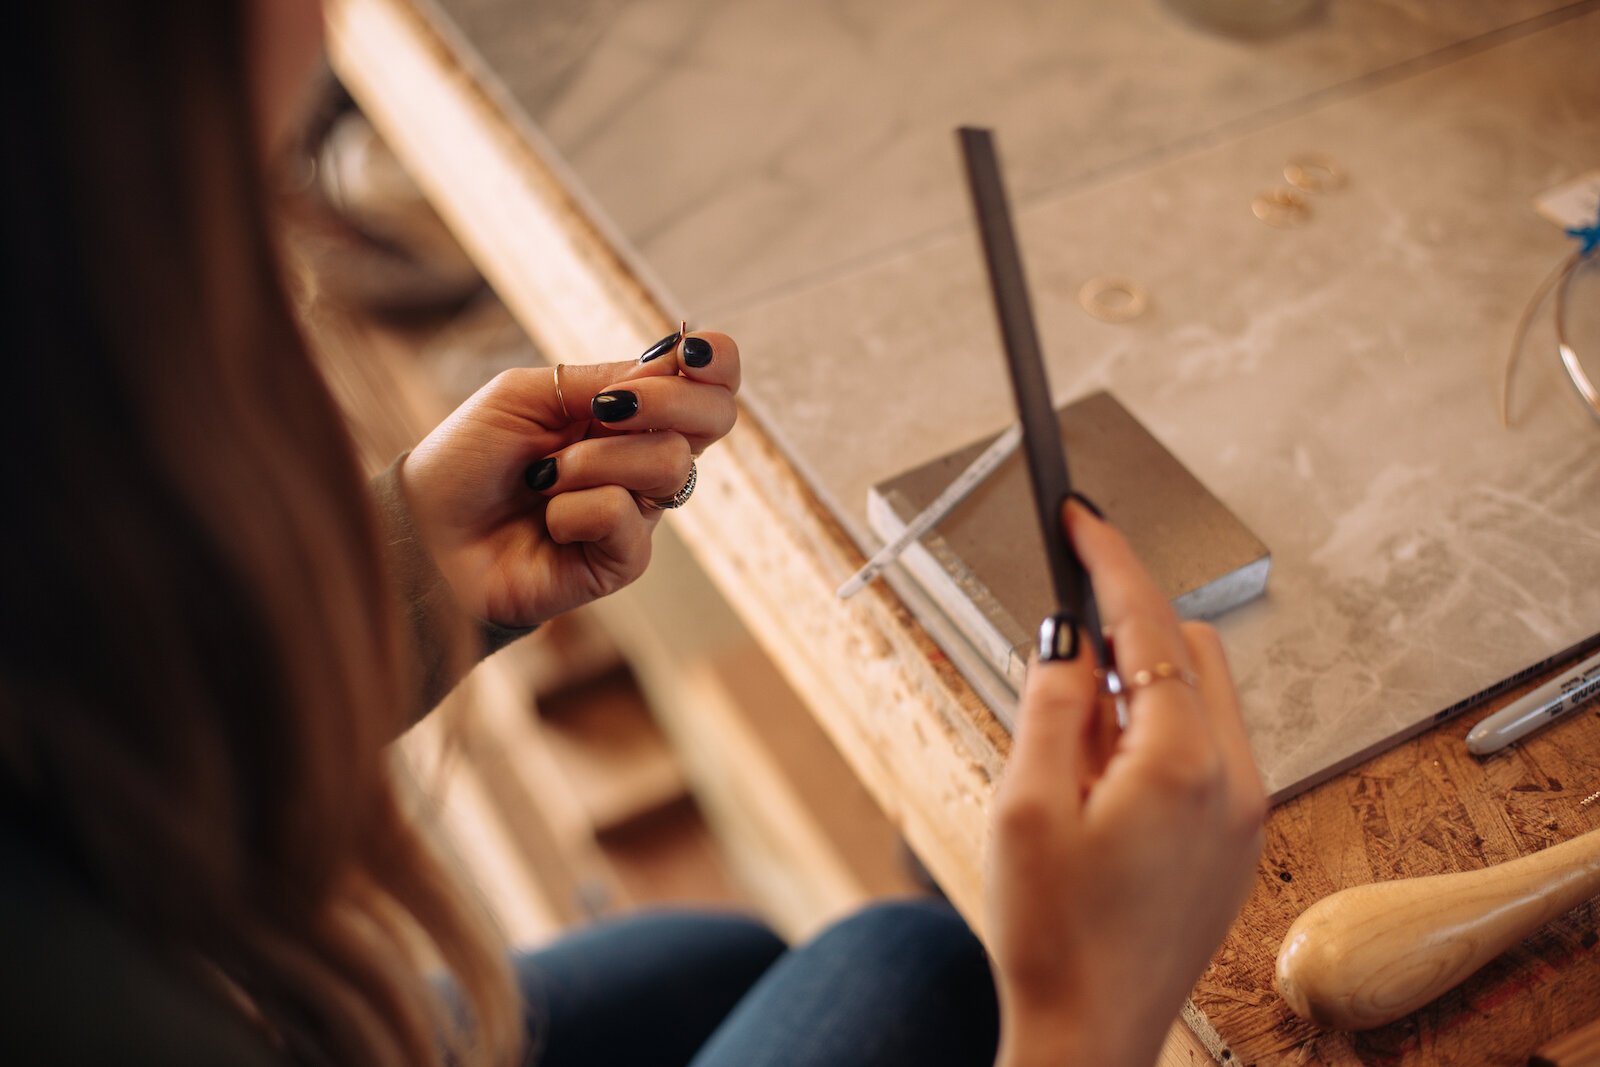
left=810, top=898, right=990, bottom=980
left=672, top=911, right=788, bottom=977
left=514, top=909, right=785, bottom=1003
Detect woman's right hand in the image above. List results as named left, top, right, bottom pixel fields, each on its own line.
left=984, top=500, right=1266, bottom=1067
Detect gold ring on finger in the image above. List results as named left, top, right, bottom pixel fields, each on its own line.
left=553, top=363, right=572, bottom=422
left=1123, top=662, right=1200, bottom=694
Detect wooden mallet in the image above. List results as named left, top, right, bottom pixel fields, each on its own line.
left=1275, top=827, right=1600, bottom=1030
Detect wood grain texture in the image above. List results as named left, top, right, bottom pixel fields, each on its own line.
left=1533, top=1013, right=1600, bottom=1067
left=589, top=515, right=924, bottom=940
left=326, top=0, right=1220, bottom=1055
left=327, top=2, right=1600, bottom=1061
left=1197, top=670, right=1600, bottom=1065
left=327, top=0, right=1011, bottom=927
left=1276, top=828, right=1600, bottom=1030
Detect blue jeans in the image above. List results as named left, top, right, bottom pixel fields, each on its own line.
left=515, top=899, right=999, bottom=1067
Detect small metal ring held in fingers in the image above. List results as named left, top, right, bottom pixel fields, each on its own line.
left=553, top=363, right=572, bottom=422
left=642, top=461, right=697, bottom=511
left=1097, top=666, right=1132, bottom=729
left=1123, top=661, right=1200, bottom=695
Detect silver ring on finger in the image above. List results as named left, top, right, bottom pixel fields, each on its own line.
left=641, top=460, right=697, bottom=511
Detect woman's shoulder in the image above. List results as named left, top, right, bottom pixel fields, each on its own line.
left=0, top=816, right=291, bottom=1067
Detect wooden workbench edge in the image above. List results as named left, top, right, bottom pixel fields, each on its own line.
left=326, top=2, right=1218, bottom=1061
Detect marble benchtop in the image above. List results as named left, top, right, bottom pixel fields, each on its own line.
left=435, top=0, right=1580, bottom=316
left=719, top=12, right=1600, bottom=799
left=426, top=0, right=1600, bottom=798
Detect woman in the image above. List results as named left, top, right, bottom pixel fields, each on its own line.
left=0, top=3, right=1264, bottom=1066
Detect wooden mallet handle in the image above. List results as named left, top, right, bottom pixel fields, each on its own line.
left=1275, top=828, right=1600, bottom=1030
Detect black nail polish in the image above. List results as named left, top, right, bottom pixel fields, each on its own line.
left=1038, top=613, right=1081, bottom=662
left=638, top=330, right=680, bottom=364
left=525, top=457, right=558, bottom=492
left=1069, top=490, right=1105, bottom=519
left=592, top=390, right=639, bottom=422
left=682, top=336, right=713, bottom=368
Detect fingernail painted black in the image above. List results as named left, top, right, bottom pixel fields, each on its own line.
left=525, top=457, right=558, bottom=492
left=682, top=336, right=713, bottom=368
left=1069, top=490, right=1105, bottom=519
left=1038, top=613, right=1081, bottom=662
left=638, top=331, right=680, bottom=364
left=592, top=390, right=639, bottom=422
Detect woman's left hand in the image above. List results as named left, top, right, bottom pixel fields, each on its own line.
left=399, top=330, right=740, bottom=627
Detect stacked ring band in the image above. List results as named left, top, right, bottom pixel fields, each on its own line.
left=642, top=461, right=697, bottom=511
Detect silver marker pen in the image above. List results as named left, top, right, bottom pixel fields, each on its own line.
left=1466, top=649, right=1600, bottom=756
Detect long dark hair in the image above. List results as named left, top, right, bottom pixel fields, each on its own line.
left=1, top=5, right=516, bottom=1063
